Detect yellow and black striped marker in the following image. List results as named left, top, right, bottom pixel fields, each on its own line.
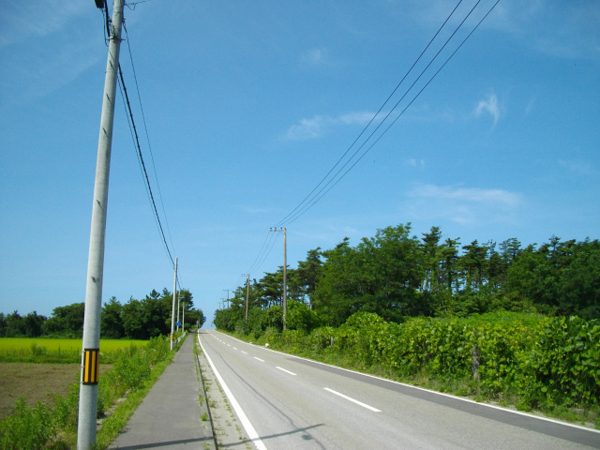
left=82, top=348, right=100, bottom=385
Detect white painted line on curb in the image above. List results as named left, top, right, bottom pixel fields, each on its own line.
left=324, top=388, right=381, bottom=412
left=276, top=366, right=297, bottom=376
left=198, top=334, right=268, bottom=450
left=254, top=357, right=265, bottom=362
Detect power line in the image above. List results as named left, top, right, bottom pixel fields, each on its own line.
left=117, top=65, right=175, bottom=268
left=275, top=0, right=499, bottom=227
left=275, top=0, right=467, bottom=228
left=246, top=230, right=280, bottom=276
left=122, top=23, right=178, bottom=261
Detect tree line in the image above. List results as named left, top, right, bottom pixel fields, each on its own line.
left=215, top=223, right=600, bottom=335
left=0, top=288, right=206, bottom=340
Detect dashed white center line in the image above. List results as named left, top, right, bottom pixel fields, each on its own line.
left=254, top=357, right=265, bottom=362
left=324, top=388, right=381, bottom=412
left=233, top=347, right=238, bottom=350
left=276, top=366, right=297, bottom=376
left=241, top=351, right=248, bottom=355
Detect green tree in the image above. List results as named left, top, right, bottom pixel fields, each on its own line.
left=421, top=226, right=442, bottom=292
left=294, top=248, right=323, bottom=307
left=24, top=311, right=46, bottom=337
left=43, top=303, right=84, bottom=338
left=3, top=311, right=26, bottom=337
left=101, top=297, right=124, bottom=339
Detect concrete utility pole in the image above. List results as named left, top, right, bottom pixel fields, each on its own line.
left=244, top=274, right=250, bottom=323
left=77, top=1, right=124, bottom=449
left=181, top=300, right=185, bottom=333
left=270, top=227, right=287, bottom=330
left=176, top=292, right=181, bottom=331
left=223, top=289, right=230, bottom=308
left=170, top=257, right=178, bottom=350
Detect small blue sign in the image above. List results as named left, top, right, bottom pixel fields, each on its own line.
left=176, top=321, right=181, bottom=327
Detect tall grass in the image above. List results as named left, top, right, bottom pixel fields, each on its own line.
left=0, top=338, right=148, bottom=364
left=0, top=333, right=185, bottom=449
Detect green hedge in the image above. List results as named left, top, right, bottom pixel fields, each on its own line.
left=262, top=312, right=600, bottom=411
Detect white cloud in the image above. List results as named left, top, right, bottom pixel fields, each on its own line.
left=0, top=1, right=88, bottom=48
left=284, top=111, right=375, bottom=141
left=300, top=47, right=330, bottom=67
left=407, top=158, right=426, bottom=168
left=475, top=93, right=500, bottom=127
left=559, top=159, right=596, bottom=177
left=406, top=183, right=522, bottom=226
left=0, top=2, right=102, bottom=106
left=414, top=184, right=520, bottom=206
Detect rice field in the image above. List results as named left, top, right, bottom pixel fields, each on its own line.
left=0, top=338, right=148, bottom=363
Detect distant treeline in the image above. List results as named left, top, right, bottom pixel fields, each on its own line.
left=0, top=288, right=206, bottom=340
left=215, top=223, right=600, bottom=335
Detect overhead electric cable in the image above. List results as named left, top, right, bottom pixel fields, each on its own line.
left=117, top=65, right=176, bottom=268
left=275, top=0, right=466, bottom=228
left=276, top=0, right=498, bottom=227
left=122, top=23, right=178, bottom=260
left=246, top=230, right=280, bottom=276
left=288, top=0, right=501, bottom=225
left=104, top=0, right=183, bottom=293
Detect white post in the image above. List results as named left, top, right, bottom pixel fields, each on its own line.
left=283, top=227, right=287, bottom=330
left=182, top=301, right=185, bottom=333
left=176, top=292, right=180, bottom=331
left=170, top=257, right=178, bottom=350
left=77, top=1, right=124, bottom=449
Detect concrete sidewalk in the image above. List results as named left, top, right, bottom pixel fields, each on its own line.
left=108, top=333, right=215, bottom=449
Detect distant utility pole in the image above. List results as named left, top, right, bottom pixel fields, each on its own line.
left=182, top=301, right=185, bottom=333
left=223, top=289, right=230, bottom=308
left=176, top=292, right=181, bottom=331
left=270, top=227, right=287, bottom=330
left=170, top=257, right=178, bottom=350
left=243, top=274, right=250, bottom=323
left=77, top=1, right=124, bottom=449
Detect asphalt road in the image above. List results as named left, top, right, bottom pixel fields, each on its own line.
left=197, top=330, right=600, bottom=450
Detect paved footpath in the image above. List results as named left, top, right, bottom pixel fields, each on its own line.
left=108, top=334, right=215, bottom=449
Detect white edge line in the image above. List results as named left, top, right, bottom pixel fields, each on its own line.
left=276, top=366, right=297, bottom=376
left=324, top=387, right=381, bottom=412
left=198, top=334, right=268, bottom=450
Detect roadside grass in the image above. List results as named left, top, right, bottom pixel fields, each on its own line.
left=0, top=338, right=148, bottom=364
left=0, top=332, right=186, bottom=449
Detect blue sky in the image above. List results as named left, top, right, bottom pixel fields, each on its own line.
left=1, top=0, right=599, bottom=327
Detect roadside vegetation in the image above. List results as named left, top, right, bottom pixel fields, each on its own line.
left=214, top=223, right=600, bottom=429
left=0, top=339, right=147, bottom=364
left=0, top=333, right=187, bottom=450
left=0, top=286, right=206, bottom=449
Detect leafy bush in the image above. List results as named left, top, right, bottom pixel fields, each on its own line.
left=0, top=399, right=54, bottom=450
left=260, top=311, right=600, bottom=412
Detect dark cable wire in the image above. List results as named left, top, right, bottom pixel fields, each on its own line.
left=122, top=23, right=178, bottom=260
left=277, top=0, right=497, bottom=227
left=285, top=0, right=501, bottom=225
left=275, top=0, right=466, bottom=228
left=117, top=64, right=176, bottom=268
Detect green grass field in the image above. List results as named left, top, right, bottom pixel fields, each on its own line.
left=0, top=338, right=148, bottom=363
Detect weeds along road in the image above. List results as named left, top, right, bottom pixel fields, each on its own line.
left=197, top=330, right=600, bottom=450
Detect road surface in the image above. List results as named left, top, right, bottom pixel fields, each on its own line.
left=197, top=329, right=600, bottom=450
